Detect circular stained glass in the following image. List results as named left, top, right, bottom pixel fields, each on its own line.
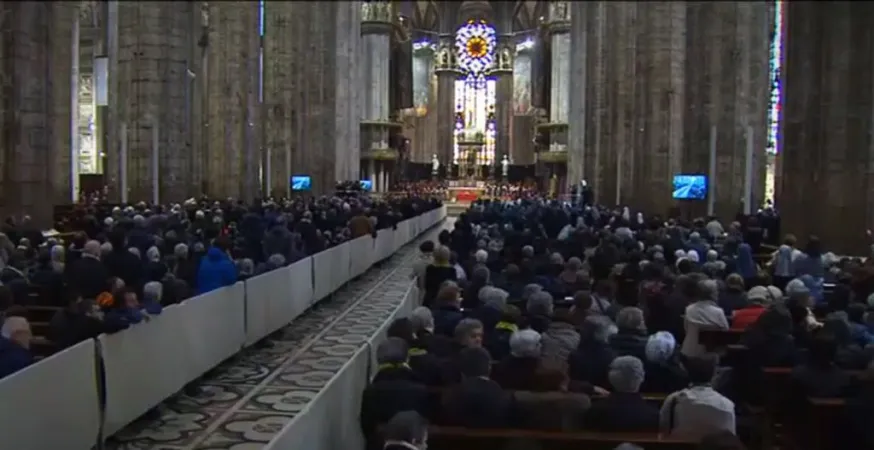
left=455, top=20, right=496, bottom=76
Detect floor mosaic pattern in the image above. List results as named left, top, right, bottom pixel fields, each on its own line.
left=107, top=220, right=449, bottom=450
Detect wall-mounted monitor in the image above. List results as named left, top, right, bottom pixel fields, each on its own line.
left=291, top=175, right=311, bottom=191
left=672, top=174, right=707, bottom=200
left=359, top=179, right=373, bottom=191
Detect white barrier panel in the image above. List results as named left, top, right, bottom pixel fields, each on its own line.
left=393, top=220, right=410, bottom=253
left=100, top=304, right=190, bottom=437
left=245, top=270, right=282, bottom=346
left=375, top=229, right=393, bottom=262
left=311, top=248, right=333, bottom=302
left=334, top=241, right=352, bottom=290
left=179, top=283, right=247, bottom=381
left=0, top=340, right=101, bottom=450
left=287, top=257, right=314, bottom=311
left=264, top=282, right=418, bottom=450
left=348, top=236, right=371, bottom=279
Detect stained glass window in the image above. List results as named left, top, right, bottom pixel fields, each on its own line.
left=453, top=20, right=497, bottom=167
left=766, top=1, right=783, bottom=155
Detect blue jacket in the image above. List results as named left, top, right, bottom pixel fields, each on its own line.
left=0, top=337, right=34, bottom=379
left=196, top=247, right=238, bottom=294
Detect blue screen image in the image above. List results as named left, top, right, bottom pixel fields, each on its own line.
left=291, top=176, right=311, bottom=191
left=672, top=175, right=707, bottom=200
left=359, top=179, right=373, bottom=191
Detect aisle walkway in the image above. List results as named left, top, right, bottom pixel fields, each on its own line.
left=109, top=220, right=450, bottom=450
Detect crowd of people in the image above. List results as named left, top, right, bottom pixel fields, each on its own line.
left=363, top=199, right=874, bottom=450
left=0, top=187, right=442, bottom=379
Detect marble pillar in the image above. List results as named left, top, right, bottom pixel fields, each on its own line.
left=407, top=42, right=438, bottom=164
left=629, top=3, right=686, bottom=214
left=263, top=1, right=296, bottom=197
left=202, top=2, right=260, bottom=199
left=434, top=35, right=460, bottom=169
left=109, top=2, right=192, bottom=203
left=0, top=3, right=76, bottom=225
left=546, top=1, right=570, bottom=190
left=781, top=3, right=874, bottom=253
left=684, top=3, right=772, bottom=220
left=492, top=36, right=513, bottom=173
left=360, top=1, right=392, bottom=180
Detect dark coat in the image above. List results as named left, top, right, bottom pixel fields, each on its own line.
left=568, top=340, right=617, bottom=389
left=67, top=255, right=109, bottom=299
left=492, top=356, right=540, bottom=391
left=609, top=328, right=649, bottom=361
left=442, top=377, right=513, bottom=428
left=0, top=337, right=33, bottom=379
left=359, top=366, right=430, bottom=440
left=431, top=305, right=464, bottom=338
left=584, top=392, right=660, bottom=432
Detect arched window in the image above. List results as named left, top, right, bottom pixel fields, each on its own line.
left=453, top=20, right=497, bottom=167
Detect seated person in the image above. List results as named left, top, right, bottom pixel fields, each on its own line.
left=359, top=338, right=429, bottom=440
left=493, top=329, right=542, bottom=390
left=660, top=353, right=736, bottom=439
left=382, top=411, right=429, bottom=450
left=513, top=361, right=591, bottom=431
left=484, top=305, right=521, bottom=361
left=609, top=306, right=649, bottom=361
left=48, top=293, right=129, bottom=350
left=789, top=333, right=853, bottom=398
left=386, top=316, right=442, bottom=386
left=585, top=356, right=659, bottom=432
left=431, top=282, right=464, bottom=337
left=568, top=315, right=618, bottom=389
left=423, top=246, right=457, bottom=307
left=442, top=347, right=512, bottom=428
left=642, top=331, right=688, bottom=393
left=0, top=316, right=33, bottom=378
left=441, top=318, right=485, bottom=384
left=409, top=306, right=453, bottom=359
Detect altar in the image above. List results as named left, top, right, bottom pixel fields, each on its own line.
left=447, top=180, right=486, bottom=203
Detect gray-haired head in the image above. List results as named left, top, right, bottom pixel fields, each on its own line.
left=143, top=281, right=163, bottom=303
left=49, top=245, right=64, bottom=262
left=174, top=243, right=189, bottom=259
left=697, top=279, right=719, bottom=302
left=583, top=315, right=618, bottom=343
left=409, top=306, right=434, bottom=333
left=99, top=242, right=113, bottom=257
left=785, top=278, right=810, bottom=296
left=146, top=246, right=161, bottom=263
left=526, top=291, right=554, bottom=317
left=193, top=242, right=206, bottom=253
left=383, top=411, right=428, bottom=446
left=549, top=252, right=564, bottom=265
left=83, top=240, right=102, bottom=258
left=133, top=215, right=146, bottom=226
left=454, top=318, right=484, bottom=347
left=376, top=337, right=409, bottom=365
left=238, top=258, right=255, bottom=275
left=522, top=283, right=543, bottom=302
left=480, top=286, right=509, bottom=310
left=522, top=245, right=534, bottom=258
left=509, top=329, right=542, bottom=358
left=474, top=249, right=489, bottom=264
left=267, top=253, right=286, bottom=268
left=608, top=356, right=645, bottom=393
left=645, top=331, right=677, bottom=363
left=128, top=247, right=141, bottom=259
left=616, top=306, right=646, bottom=332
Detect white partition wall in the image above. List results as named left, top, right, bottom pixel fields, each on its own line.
left=0, top=205, right=446, bottom=449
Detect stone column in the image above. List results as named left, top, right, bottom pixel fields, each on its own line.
left=263, top=1, right=295, bottom=197
left=781, top=3, right=874, bottom=253
left=203, top=2, right=259, bottom=199
left=407, top=41, right=437, bottom=164
left=111, top=2, right=192, bottom=203
left=0, top=3, right=75, bottom=225
left=360, top=1, right=393, bottom=181
left=491, top=36, right=513, bottom=175
left=684, top=3, right=772, bottom=220
left=628, top=3, right=686, bottom=214
left=434, top=35, right=461, bottom=170
left=545, top=1, right=571, bottom=180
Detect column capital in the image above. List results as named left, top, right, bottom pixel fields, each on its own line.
left=486, top=37, right=513, bottom=76
left=361, top=1, right=393, bottom=34
left=433, top=34, right=463, bottom=76
left=545, top=1, right=570, bottom=34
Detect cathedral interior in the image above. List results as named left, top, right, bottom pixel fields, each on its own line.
left=1, top=1, right=873, bottom=252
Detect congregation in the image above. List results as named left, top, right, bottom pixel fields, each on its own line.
left=364, top=199, right=874, bottom=450
left=0, top=186, right=441, bottom=380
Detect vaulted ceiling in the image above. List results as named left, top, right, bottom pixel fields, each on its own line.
left=408, top=1, right=546, bottom=32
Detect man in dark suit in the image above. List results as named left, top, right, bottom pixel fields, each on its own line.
left=442, top=347, right=513, bottom=428
left=67, top=240, right=110, bottom=299
left=584, top=356, right=659, bottom=432
left=360, top=338, right=430, bottom=441
left=382, top=411, right=429, bottom=450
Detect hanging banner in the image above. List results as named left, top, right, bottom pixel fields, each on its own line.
left=513, top=52, right=533, bottom=115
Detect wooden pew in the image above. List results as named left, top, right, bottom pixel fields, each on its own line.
left=699, top=329, right=744, bottom=351
left=24, top=305, right=62, bottom=323
left=805, top=397, right=846, bottom=450
left=420, top=426, right=698, bottom=450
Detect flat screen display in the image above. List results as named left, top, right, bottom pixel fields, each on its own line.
left=672, top=174, right=707, bottom=200
left=359, top=179, right=373, bottom=191
left=291, top=175, right=311, bottom=191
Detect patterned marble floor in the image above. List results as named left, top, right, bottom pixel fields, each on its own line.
left=107, top=219, right=450, bottom=450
